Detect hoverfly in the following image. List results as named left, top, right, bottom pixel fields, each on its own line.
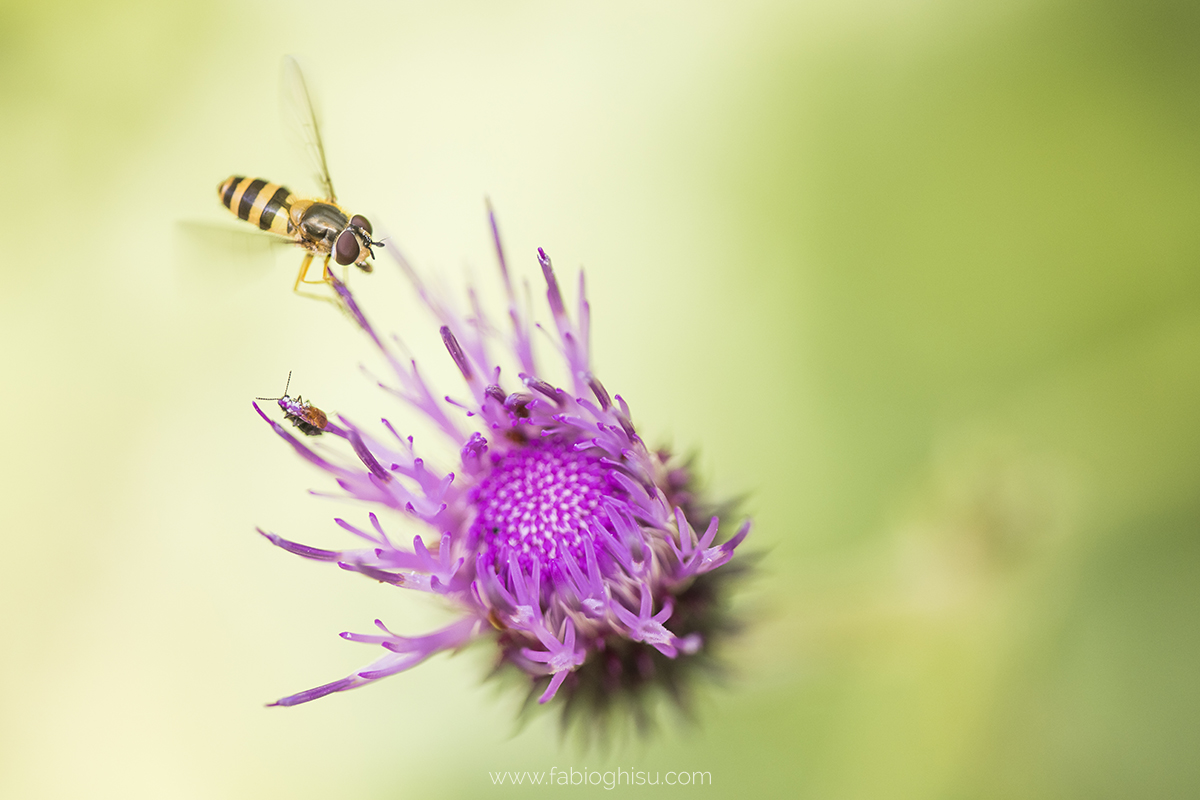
left=217, top=57, right=382, bottom=298
left=257, top=371, right=328, bottom=436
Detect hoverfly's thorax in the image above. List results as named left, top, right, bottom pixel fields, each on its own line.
left=296, top=202, right=349, bottom=251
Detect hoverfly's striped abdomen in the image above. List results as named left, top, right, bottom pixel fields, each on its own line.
left=218, top=176, right=294, bottom=236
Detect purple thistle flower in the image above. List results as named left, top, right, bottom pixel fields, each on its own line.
left=256, top=208, right=753, bottom=736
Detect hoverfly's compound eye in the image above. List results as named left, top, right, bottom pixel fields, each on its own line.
left=334, top=229, right=361, bottom=266
left=350, top=215, right=373, bottom=236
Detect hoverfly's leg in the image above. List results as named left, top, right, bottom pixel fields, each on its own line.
left=298, top=253, right=329, bottom=285
left=293, top=287, right=342, bottom=306
left=293, top=286, right=341, bottom=306
left=291, top=251, right=339, bottom=306
left=293, top=252, right=315, bottom=291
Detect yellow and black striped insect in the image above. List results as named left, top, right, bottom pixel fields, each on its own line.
left=217, top=58, right=382, bottom=298
left=257, top=371, right=329, bottom=436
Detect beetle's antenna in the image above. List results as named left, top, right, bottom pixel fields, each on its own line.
left=256, top=370, right=293, bottom=401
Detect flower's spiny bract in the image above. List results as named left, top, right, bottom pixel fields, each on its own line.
left=255, top=210, right=751, bottom=736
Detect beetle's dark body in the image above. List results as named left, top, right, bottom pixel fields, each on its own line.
left=278, top=394, right=328, bottom=436
left=258, top=372, right=329, bottom=436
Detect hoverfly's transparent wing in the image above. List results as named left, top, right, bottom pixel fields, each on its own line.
left=174, top=220, right=294, bottom=286
left=281, top=55, right=336, bottom=203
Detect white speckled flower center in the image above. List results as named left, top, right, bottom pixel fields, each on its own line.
left=472, top=442, right=615, bottom=571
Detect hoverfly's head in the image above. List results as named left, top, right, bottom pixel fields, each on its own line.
left=334, top=214, right=383, bottom=272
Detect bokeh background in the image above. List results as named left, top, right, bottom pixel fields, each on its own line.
left=2, top=0, right=1198, bottom=797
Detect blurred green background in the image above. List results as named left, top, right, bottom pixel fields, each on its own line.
left=2, top=0, right=1198, bottom=797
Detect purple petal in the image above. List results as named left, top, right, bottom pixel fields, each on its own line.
left=269, top=677, right=358, bottom=707
left=440, top=325, right=474, bottom=380
left=258, top=529, right=341, bottom=562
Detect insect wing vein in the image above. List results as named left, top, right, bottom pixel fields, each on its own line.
left=281, top=55, right=337, bottom=203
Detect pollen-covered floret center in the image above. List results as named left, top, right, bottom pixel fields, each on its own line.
left=470, top=441, right=619, bottom=571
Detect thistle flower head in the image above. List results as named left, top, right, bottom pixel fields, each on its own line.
left=256, top=210, right=752, bottom=736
